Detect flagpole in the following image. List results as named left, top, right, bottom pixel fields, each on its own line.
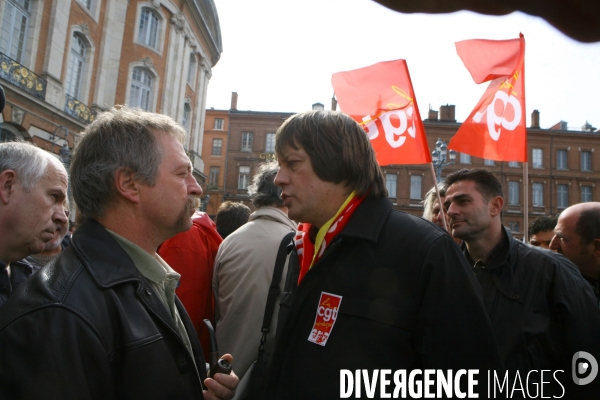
left=523, top=162, right=529, bottom=243
left=429, top=163, right=449, bottom=232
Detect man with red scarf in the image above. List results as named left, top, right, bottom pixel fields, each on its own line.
left=263, top=111, right=502, bottom=399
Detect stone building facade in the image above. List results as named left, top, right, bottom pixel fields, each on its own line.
left=0, top=0, right=222, bottom=219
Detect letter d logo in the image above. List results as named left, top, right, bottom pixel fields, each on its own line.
left=572, top=351, right=598, bottom=385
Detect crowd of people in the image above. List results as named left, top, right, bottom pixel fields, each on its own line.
left=1, top=91, right=600, bottom=399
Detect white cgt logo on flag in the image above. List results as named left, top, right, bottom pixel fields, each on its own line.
left=361, top=107, right=417, bottom=148
left=473, top=89, right=522, bottom=141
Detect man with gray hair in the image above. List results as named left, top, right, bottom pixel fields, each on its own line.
left=24, top=199, right=71, bottom=272
left=213, top=162, right=297, bottom=382
left=0, top=106, right=238, bottom=399
left=0, top=141, right=68, bottom=306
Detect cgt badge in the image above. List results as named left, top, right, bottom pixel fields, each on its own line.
left=308, top=292, right=342, bottom=347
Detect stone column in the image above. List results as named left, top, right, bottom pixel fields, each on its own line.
left=92, top=0, right=127, bottom=110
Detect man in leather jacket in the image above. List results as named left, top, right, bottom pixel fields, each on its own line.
left=550, top=202, right=600, bottom=307
left=444, top=168, right=600, bottom=397
left=263, top=111, right=502, bottom=399
left=0, top=106, right=238, bottom=399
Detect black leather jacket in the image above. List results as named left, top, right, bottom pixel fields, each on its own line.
left=266, top=196, right=502, bottom=399
left=0, top=259, right=33, bottom=307
left=465, top=227, right=600, bottom=397
left=0, top=219, right=207, bottom=399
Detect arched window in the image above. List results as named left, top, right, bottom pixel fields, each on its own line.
left=65, top=34, right=86, bottom=100
left=182, top=103, right=191, bottom=130
left=187, top=53, right=196, bottom=85
left=78, top=0, right=92, bottom=10
left=130, top=67, right=153, bottom=111
left=138, top=8, right=159, bottom=48
left=0, top=0, right=31, bottom=62
left=0, top=128, right=18, bottom=143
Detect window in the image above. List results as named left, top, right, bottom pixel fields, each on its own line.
left=187, top=53, right=196, bottom=85
left=182, top=103, right=191, bottom=130
left=582, top=186, right=593, bottom=202
left=241, top=132, right=253, bottom=152
left=507, top=221, right=520, bottom=233
left=581, top=151, right=592, bottom=171
left=532, top=148, right=543, bottom=168
left=508, top=161, right=519, bottom=168
left=557, top=184, right=568, bottom=209
left=386, top=174, right=397, bottom=198
left=238, top=166, right=250, bottom=189
left=214, top=118, right=224, bottom=130
left=410, top=175, right=422, bottom=200
left=138, top=8, right=159, bottom=48
left=209, top=167, right=219, bottom=187
left=532, top=183, right=544, bottom=206
left=265, top=133, right=275, bottom=153
left=211, top=138, right=222, bottom=156
left=484, top=159, right=495, bottom=166
left=130, top=67, right=153, bottom=111
left=1, top=0, right=31, bottom=63
left=78, top=0, right=92, bottom=10
left=65, top=34, right=86, bottom=100
left=557, top=150, right=568, bottom=170
left=508, top=182, right=519, bottom=205
left=460, top=153, right=471, bottom=164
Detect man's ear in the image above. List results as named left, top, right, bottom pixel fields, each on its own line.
left=114, top=167, right=140, bottom=204
left=0, top=170, right=17, bottom=205
left=489, top=195, right=504, bottom=217
left=592, top=238, right=600, bottom=259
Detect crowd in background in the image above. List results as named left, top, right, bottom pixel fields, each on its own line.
left=1, top=87, right=599, bottom=399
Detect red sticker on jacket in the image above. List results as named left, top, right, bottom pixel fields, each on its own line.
left=308, top=292, right=342, bottom=346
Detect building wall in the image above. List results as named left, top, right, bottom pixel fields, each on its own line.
left=201, top=107, right=293, bottom=216
left=201, top=108, right=229, bottom=216
left=203, top=103, right=600, bottom=234
left=0, top=0, right=222, bottom=220
left=391, top=120, right=600, bottom=236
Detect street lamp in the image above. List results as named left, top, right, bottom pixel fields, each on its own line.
left=202, top=194, right=211, bottom=212
left=431, top=138, right=456, bottom=181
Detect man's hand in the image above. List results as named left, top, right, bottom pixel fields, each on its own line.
left=203, top=354, right=239, bottom=400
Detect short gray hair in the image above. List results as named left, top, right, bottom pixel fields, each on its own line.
left=70, top=106, right=187, bottom=219
left=247, top=162, right=283, bottom=208
left=0, top=141, right=52, bottom=191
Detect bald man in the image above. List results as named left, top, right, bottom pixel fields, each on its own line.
left=550, top=202, right=600, bottom=306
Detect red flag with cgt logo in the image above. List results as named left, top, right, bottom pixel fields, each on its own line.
left=332, top=60, right=431, bottom=166
left=449, top=34, right=527, bottom=162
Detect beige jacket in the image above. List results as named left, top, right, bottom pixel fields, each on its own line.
left=213, top=207, right=296, bottom=380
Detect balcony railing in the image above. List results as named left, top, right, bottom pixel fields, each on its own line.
left=507, top=204, right=521, bottom=212
left=64, top=94, right=97, bottom=124
left=0, top=52, right=46, bottom=100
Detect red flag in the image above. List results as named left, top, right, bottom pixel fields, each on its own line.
left=449, top=34, right=527, bottom=162
left=332, top=60, right=431, bottom=166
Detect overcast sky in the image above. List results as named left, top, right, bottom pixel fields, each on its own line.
left=206, top=0, right=600, bottom=130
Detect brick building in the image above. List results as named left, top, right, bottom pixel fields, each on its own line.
left=388, top=106, right=600, bottom=236
left=0, top=0, right=222, bottom=220
left=203, top=99, right=599, bottom=234
left=201, top=106, right=229, bottom=215
left=202, top=92, right=294, bottom=216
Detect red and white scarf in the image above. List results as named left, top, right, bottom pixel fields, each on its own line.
left=295, top=192, right=365, bottom=284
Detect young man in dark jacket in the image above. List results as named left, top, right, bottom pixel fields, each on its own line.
left=263, top=111, right=502, bottom=399
left=444, top=168, right=600, bottom=397
left=0, top=107, right=238, bottom=399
